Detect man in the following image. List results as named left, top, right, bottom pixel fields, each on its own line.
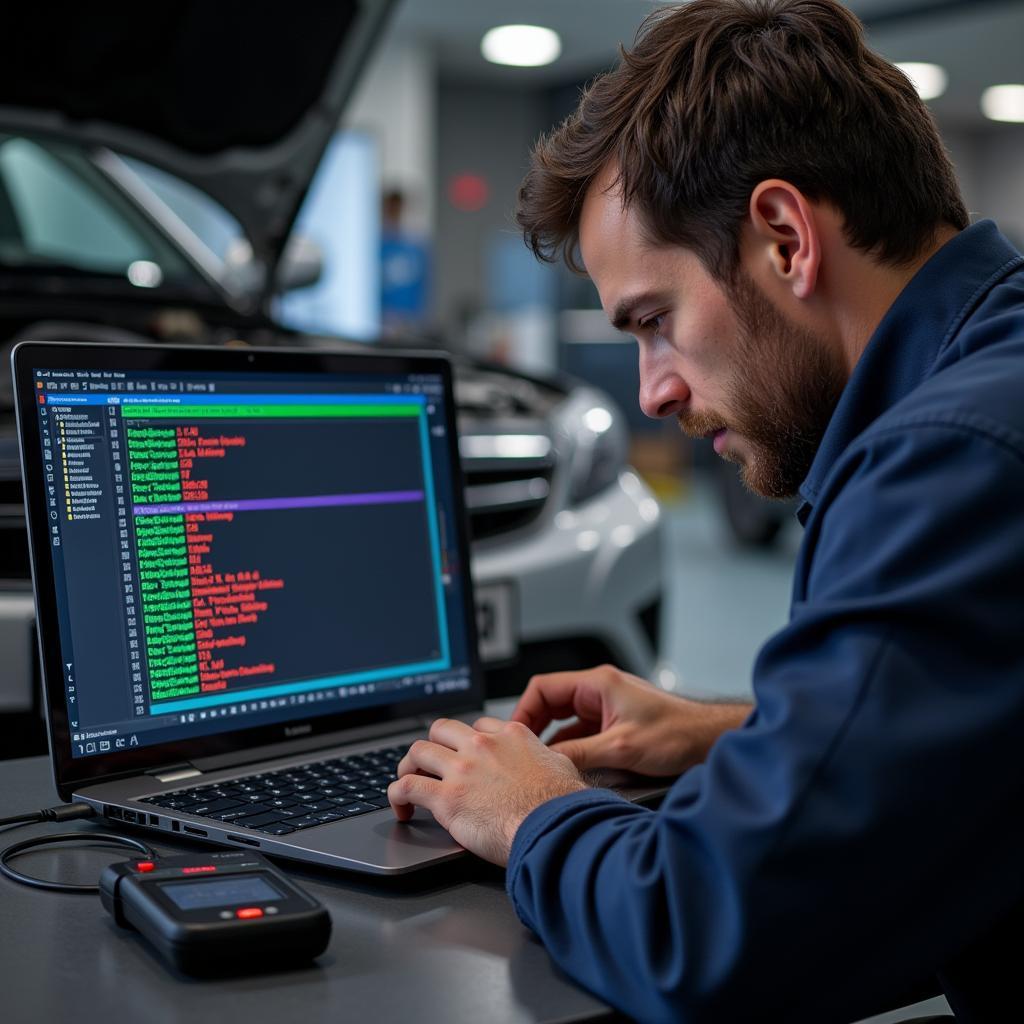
left=387, top=2, right=1024, bottom=1020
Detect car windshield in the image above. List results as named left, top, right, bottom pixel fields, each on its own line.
left=0, top=134, right=214, bottom=296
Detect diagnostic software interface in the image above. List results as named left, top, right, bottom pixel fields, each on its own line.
left=31, top=366, right=474, bottom=759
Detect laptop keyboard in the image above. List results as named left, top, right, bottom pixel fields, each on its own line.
left=140, top=743, right=408, bottom=836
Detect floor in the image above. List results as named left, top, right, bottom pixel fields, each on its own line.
left=660, top=478, right=801, bottom=702
left=658, top=477, right=953, bottom=1023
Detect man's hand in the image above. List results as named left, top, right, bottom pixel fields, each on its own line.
left=512, top=664, right=752, bottom=777
left=388, top=716, right=587, bottom=866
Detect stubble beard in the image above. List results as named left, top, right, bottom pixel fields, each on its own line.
left=677, top=271, right=847, bottom=500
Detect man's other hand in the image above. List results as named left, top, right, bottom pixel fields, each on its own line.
left=388, top=717, right=587, bottom=866
left=511, top=664, right=753, bottom=777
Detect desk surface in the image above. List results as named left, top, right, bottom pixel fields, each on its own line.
left=0, top=756, right=617, bottom=1024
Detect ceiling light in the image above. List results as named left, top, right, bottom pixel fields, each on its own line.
left=481, top=25, right=561, bottom=67
left=981, top=84, right=1024, bottom=123
left=895, top=62, right=948, bottom=101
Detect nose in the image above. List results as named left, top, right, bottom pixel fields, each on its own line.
left=638, top=342, right=690, bottom=419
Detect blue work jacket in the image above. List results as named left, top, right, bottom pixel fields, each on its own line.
left=507, top=220, right=1024, bottom=1023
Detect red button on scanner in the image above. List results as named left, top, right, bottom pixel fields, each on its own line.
left=236, top=907, right=264, bottom=920
left=135, top=861, right=155, bottom=872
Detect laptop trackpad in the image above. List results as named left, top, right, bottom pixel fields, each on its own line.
left=373, top=811, right=464, bottom=852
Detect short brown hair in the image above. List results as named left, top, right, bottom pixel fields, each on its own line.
left=516, top=0, right=968, bottom=280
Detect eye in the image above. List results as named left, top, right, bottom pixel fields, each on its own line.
left=639, top=312, right=666, bottom=333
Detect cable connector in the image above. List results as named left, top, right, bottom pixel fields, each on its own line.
left=40, top=803, right=97, bottom=823
left=0, top=802, right=96, bottom=829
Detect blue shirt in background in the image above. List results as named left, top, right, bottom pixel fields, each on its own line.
left=507, top=221, right=1024, bottom=1023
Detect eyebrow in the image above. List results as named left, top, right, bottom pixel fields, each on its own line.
left=609, top=292, right=661, bottom=333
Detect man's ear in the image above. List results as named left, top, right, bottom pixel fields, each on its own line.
left=747, top=180, right=821, bottom=300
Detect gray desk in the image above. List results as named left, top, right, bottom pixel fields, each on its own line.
left=0, top=756, right=619, bottom=1024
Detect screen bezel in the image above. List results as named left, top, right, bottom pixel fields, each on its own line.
left=13, top=340, right=485, bottom=801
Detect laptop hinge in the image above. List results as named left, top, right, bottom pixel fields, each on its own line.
left=146, top=763, right=202, bottom=784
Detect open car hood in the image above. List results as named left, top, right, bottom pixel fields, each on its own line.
left=0, top=1, right=393, bottom=293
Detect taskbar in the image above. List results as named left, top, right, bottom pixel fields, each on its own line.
left=69, top=668, right=472, bottom=758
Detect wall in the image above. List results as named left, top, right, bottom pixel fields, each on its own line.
left=937, top=124, right=1024, bottom=249
left=434, top=80, right=551, bottom=340
left=344, top=37, right=437, bottom=237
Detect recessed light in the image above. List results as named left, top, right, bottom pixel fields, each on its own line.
left=895, top=62, right=948, bottom=101
left=981, top=84, right=1024, bottom=123
left=481, top=24, right=561, bottom=68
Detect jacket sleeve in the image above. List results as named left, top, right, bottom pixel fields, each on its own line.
left=506, top=421, right=1024, bottom=1024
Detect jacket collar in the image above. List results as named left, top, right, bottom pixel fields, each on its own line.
left=796, top=220, right=1023, bottom=522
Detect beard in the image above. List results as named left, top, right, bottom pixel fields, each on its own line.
left=677, top=271, right=847, bottom=500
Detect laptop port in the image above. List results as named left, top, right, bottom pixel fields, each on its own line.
left=149, top=814, right=160, bottom=826
left=170, top=820, right=180, bottom=832
left=227, top=834, right=260, bottom=847
left=182, top=825, right=207, bottom=837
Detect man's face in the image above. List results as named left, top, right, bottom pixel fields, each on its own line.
left=578, top=173, right=846, bottom=499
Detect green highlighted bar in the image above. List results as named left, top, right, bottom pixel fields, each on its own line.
left=123, top=404, right=422, bottom=419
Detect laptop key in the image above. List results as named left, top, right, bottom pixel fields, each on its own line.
left=347, top=789, right=380, bottom=802
left=236, top=811, right=290, bottom=828
left=312, top=810, right=345, bottom=824
left=261, top=823, right=297, bottom=836
left=188, top=798, right=245, bottom=816
left=337, top=802, right=377, bottom=817
left=208, top=806, right=260, bottom=822
left=285, top=816, right=323, bottom=830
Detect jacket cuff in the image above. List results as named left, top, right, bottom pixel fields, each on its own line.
left=506, top=787, right=630, bottom=927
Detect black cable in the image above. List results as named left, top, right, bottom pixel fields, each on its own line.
left=1, top=832, right=157, bottom=893
left=0, top=802, right=97, bottom=829
left=0, top=803, right=158, bottom=894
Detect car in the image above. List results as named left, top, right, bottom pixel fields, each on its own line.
left=0, top=0, right=664, bottom=755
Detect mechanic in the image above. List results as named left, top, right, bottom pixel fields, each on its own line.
left=388, top=1, right=1024, bottom=1020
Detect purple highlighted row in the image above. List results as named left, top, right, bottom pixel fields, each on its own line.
left=132, top=490, right=425, bottom=517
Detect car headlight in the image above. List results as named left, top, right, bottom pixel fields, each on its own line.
left=563, top=392, right=629, bottom=506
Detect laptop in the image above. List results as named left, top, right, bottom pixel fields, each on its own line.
left=13, top=340, right=490, bottom=875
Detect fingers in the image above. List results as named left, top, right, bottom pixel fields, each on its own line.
left=549, top=737, right=598, bottom=771
left=428, top=716, right=477, bottom=748
left=397, top=738, right=458, bottom=780
left=388, top=773, right=445, bottom=823
left=550, top=727, right=633, bottom=772
left=510, top=667, right=611, bottom=734
left=510, top=672, right=583, bottom=733
left=471, top=716, right=505, bottom=733
left=546, top=719, right=594, bottom=746
left=396, top=717, right=505, bottom=783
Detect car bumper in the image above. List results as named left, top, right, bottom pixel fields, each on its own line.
left=471, top=470, right=663, bottom=695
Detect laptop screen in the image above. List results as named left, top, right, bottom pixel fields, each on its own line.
left=25, top=355, right=477, bottom=763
